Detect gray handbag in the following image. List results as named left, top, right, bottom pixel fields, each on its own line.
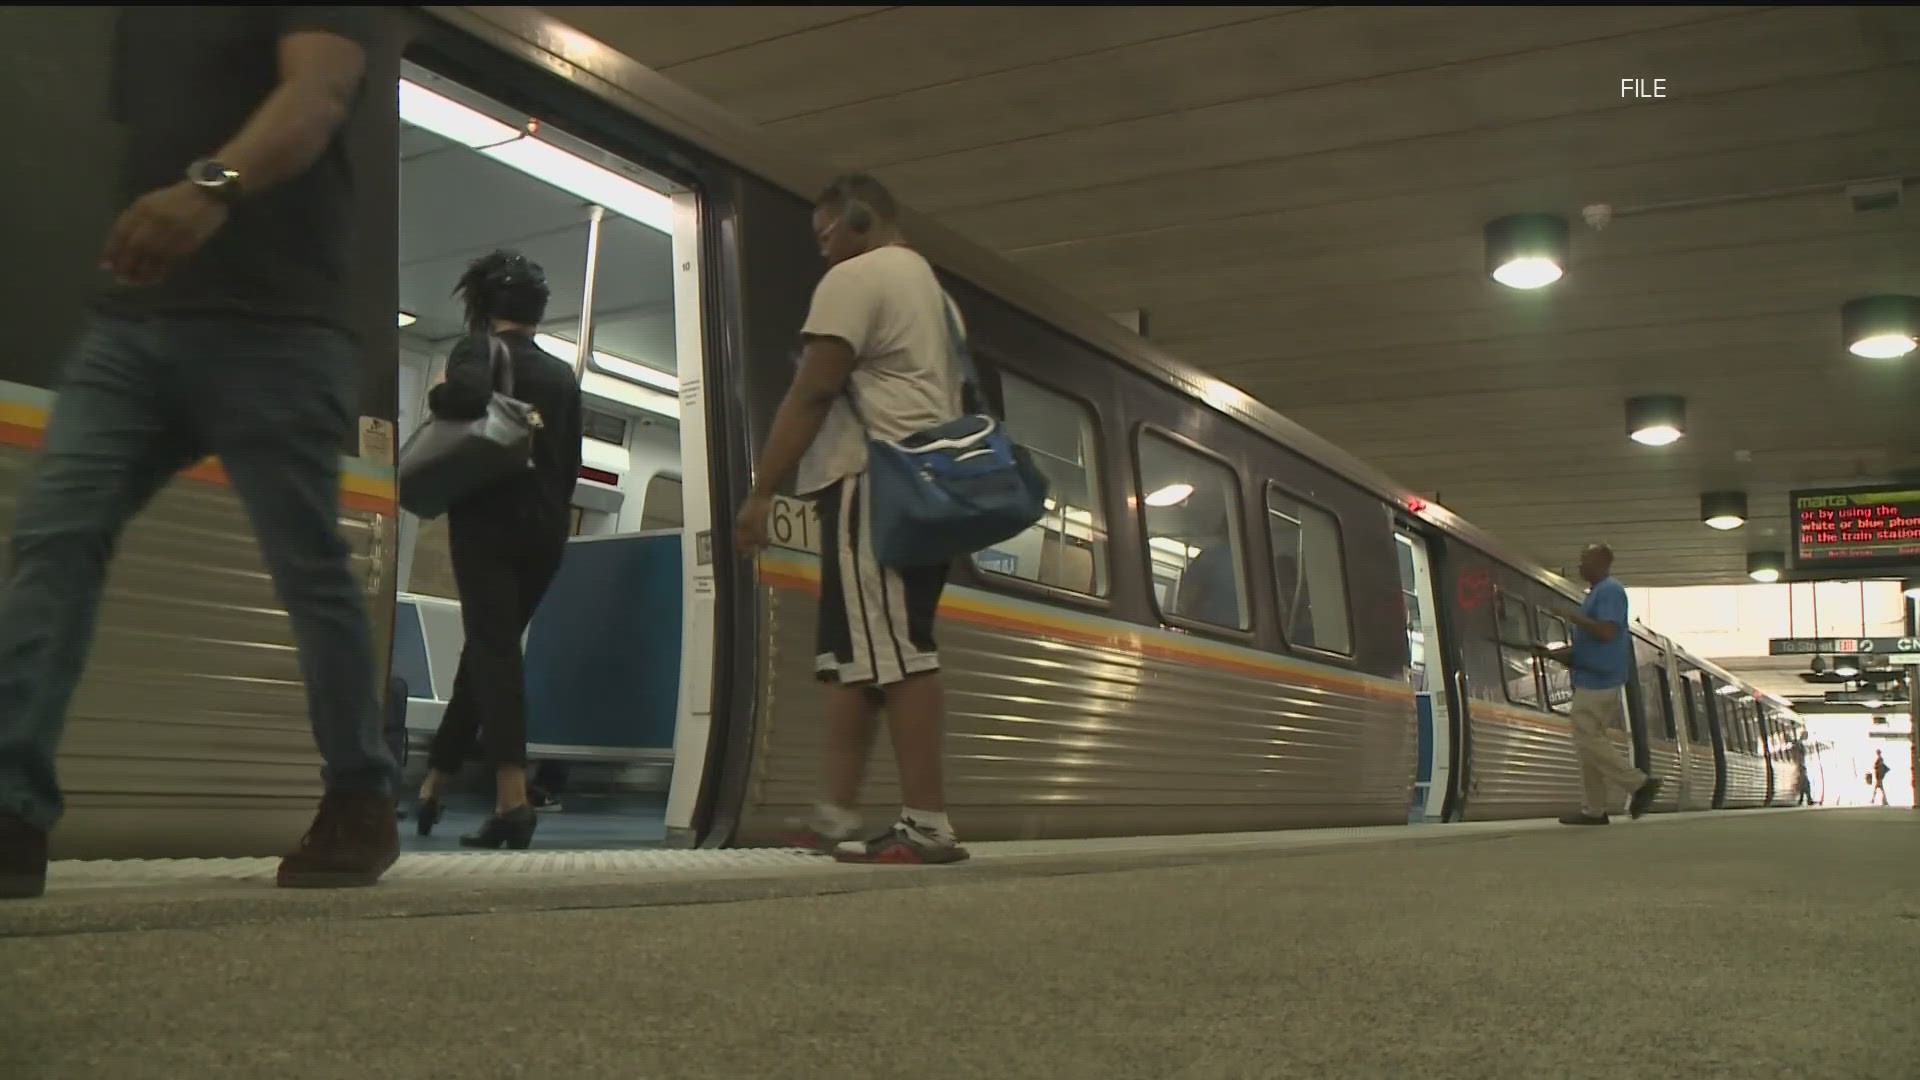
left=397, top=334, right=544, bottom=520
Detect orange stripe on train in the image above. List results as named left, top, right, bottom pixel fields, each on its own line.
left=759, top=557, right=1410, bottom=702
left=0, top=412, right=397, bottom=515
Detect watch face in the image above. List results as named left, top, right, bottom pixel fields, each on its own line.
left=190, top=160, right=236, bottom=187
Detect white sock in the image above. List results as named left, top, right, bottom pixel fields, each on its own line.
left=900, top=808, right=955, bottom=845
left=811, top=802, right=861, bottom=840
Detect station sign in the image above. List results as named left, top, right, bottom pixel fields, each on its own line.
left=1789, top=484, right=1920, bottom=572
left=1768, top=636, right=1920, bottom=656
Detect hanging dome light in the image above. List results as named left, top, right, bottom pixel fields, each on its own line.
left=1842, top=295, right=1919, bottom=359
left=1745, top=551, right=1783, bottom=583
left=1484, top=213, right=1570, bottom=290
left=1625, top=394, right=1686, bottom=446
left=1701, top=490, right=1748, bottom=531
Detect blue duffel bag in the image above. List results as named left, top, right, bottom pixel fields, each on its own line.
left=844, top=296, right=1050, bottom=569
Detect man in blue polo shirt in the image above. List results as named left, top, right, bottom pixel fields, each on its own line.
left=1537, top=543, right=1662, bottom=825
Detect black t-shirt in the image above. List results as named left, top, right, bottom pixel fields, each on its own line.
left=97, top=7, right=389, bottom=327
left=430, top=331, right=583, bottom=536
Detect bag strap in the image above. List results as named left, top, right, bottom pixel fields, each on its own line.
left=487, top=333, right=515, bottom=397
left=840, top=290, right=981, bottom=434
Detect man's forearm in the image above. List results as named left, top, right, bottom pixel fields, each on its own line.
left=750, top=394, right=835, bottom=500
left=214, top=79, right=355, bottom=195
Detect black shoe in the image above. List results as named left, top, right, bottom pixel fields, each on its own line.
left=1558, top=812, right=1611, bottom=826
left=0, top=814, right=49, bottom=900
left=1629, top=776, right=1664, bottom=820
left=459, top=805, right=537, bottom=850
left=415, top=796, right=444, bottom=837
left=277, top=793, right=401, bottom=889
left=528, top=787, right=562, bottom=813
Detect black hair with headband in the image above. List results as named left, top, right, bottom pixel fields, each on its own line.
left=453, top=249, right=550, bottom=332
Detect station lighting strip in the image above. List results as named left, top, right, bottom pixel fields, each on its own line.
left=398, top=79, right=675, bottom=234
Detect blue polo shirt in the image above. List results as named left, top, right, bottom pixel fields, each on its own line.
left=1571, top=576, right=1632, bottom=690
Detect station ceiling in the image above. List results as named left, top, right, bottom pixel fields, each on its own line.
left=539, top=5, right=1920, bottom=589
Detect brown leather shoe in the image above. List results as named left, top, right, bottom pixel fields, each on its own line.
left=0, top=814, right=49, bottom=900
left=277, top=793, right=400, bottom=889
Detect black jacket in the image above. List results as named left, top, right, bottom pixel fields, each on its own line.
left=429, top=331, right=582, bottom=539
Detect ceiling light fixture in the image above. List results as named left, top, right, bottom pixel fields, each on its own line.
left=1833, top=661, right=1861, bottom=679
left=397, top=311, right=417, bottom=328
left=1484, top=213, right=1570, bottom=290
left=1842, top=295, right=1919, bottom=359
left=1625, top=394, right=1686, bottom=446
left=398, top=79, right=675, bottom=234
left=1701, top=490, right=1748, bottom=531
left=1144, top=483, right=1194, bottom=508
left=1746, top=551, right=1783, bottom=584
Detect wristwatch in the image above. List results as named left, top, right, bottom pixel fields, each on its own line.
left=186, top=159, right=245, bottom=203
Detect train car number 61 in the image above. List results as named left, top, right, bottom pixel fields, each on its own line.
left=768, top=494, right=822, bottom=556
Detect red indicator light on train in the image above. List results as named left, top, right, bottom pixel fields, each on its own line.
left=1405, top=497, right=1428, bottom=513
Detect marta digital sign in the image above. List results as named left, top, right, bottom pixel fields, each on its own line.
left=1790, top=484, right=1920, bottom=571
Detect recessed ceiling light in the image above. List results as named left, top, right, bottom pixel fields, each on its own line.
left=1842, top=295, right=1919, bottom=359
left=1485, top=213, right=1570, bottom=290
left=1746, top=551, right=1783, bottom=583
left=1144, top=483, right=1194, bottom=507
left=1701, top=490, right=1748, bottom=531
left=1626, top=394, right=1685, bottom=446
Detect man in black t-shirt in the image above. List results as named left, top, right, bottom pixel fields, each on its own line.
left=0, top=8, right=401, bottom=900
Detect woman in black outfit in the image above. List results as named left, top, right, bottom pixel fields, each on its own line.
left=414, top=251, right=582, bottom=849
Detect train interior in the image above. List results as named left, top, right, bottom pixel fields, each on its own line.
left=390, top=61, right=711, bottom=851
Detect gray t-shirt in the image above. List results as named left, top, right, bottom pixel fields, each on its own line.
left=794, top=245, right=966, bottom=496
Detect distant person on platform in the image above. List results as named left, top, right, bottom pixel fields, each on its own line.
left=1535, top=543, right=1663, bottom=825
left=1870, top=749, right=1890, bottom=806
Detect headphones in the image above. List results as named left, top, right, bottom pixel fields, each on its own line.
left=842, top=197, right=875, bottom=235
left=826, top=176, right=878, bottom=235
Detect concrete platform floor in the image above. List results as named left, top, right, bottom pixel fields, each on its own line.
left=2, top=808, right=1915, bottom=1079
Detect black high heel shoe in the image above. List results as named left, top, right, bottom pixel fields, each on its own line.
left=459, top=805, right=537, bottom=850
left=415, top=796, right=443, bottom=838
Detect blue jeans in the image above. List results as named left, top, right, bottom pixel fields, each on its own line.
left=0, top=316, right=397, bottom=831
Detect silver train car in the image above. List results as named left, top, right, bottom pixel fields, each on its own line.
left=7, top=7, right=1808, bottom=860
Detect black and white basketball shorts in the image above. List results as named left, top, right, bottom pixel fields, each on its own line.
left=812, top=473, right=949, bottom=687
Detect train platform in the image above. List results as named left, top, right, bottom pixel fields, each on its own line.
left=3, top=808, right=1914, bottom=1079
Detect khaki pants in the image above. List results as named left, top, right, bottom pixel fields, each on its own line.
left=1571, top=688, right=1647, bottom=816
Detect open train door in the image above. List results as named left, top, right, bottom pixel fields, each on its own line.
left=1395, top=521, right=1463, bottom=822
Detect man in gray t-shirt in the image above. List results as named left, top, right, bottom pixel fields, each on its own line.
left=734, top=174, right=969, bottom=866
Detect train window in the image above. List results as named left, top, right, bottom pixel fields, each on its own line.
left=1536, top=609, right=1574, bottom=714
left=1683, top=677, right=1706, bottom=743
left=974, top=373, right=1108, bottom=597
left=640, top=473, right=683, bottom=531
left=1265, top=485, right=1352, bottom=654
left=1137, top=431, right=1249, bottom=631
left=1492, top=589, right=1541, bottom=708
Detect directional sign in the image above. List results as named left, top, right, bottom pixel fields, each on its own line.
left=1769, top=636, right=1920, bottom=656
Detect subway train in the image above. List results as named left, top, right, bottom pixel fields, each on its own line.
left=3, top=8, right=1810, bottom=861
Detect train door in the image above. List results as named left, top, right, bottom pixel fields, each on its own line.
left=1395, top=527, right=1456, bottom=823
left=390, top=60, right=718, bottom=850
left=1694, top=676, right=1729, bottom=808
left=1655, top=665, right=1688, bottom=807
